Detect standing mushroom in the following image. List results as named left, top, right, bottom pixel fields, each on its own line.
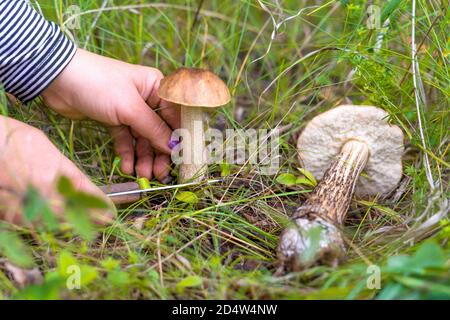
left=158, top=68, right=231, bottom=182
left=278, top=105, right=404, bottom=271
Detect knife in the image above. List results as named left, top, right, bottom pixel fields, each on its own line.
left=100, top=179, right=222, bottom=204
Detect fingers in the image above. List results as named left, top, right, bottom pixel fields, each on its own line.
left=0, top=189, right=22, bottom=225
left=143, top=68, right=163, bottom=108
left=135, top=136, right=154, bottom=179
left=62, top=163, right=116, bottom=224
left=153, top=154, right=172, bottom=182
left=120, top=97, right=172, bottom=154
left=140, top=67, right=180, bottom=130
left=115, top=67, right=179, bottom=179
left=0, top=116, right=115, bottom=226
left=110, top=126, right=171, bottom=182
left=109, top=126, right=134, bottom=175
left=158, top=100, right=180, bottom=130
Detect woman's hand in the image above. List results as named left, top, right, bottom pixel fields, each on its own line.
left=42, top=49, right=179, bottom=181
left=0, top=116, right=115, bottom=225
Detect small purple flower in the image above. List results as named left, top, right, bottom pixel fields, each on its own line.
left=168, top=138, right=180, bottom=150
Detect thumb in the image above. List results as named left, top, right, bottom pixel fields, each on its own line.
left=119, top=95, right=173, bottom=154
left=61, top=163, right=117, bottom=225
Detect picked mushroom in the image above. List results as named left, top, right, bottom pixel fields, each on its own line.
left=158, top=68, right=231, bottom=182
left=278, top=105, right=404, bottom=271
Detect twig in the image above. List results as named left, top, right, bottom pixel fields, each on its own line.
left=258, top=47, right=350, bottom=108
left=156, top=233, right=164, bottom=287
left=252, top=1, right=317, bottom=64
left=411, top=0, right=434, bottom=190
left=62, top=3, right=259, bottom=33
left=31, top=0, right=43, bottom=16
left=83, top=0, right=109, bottom=49
left=191, top=0, right=205, bottom=30
left=374, top=18, right=390, bottom=53
left=148, top=228, right=211, bottom=270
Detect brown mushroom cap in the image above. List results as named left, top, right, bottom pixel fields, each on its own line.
left=158, top=68, right=231, bottom=108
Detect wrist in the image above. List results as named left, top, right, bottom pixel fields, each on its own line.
left=41, top=49, right=84, bottom=119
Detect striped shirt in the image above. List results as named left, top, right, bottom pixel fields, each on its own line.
left=0, top=0, right=76, bottom=103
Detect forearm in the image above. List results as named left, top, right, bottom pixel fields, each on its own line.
left=0, top=0, right=76, bottom=103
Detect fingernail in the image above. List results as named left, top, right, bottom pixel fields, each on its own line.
left=161, top=176, right=173, bottom=184
left=168, top=139, right=180, bottom=150
left=106, top=209, right=118, bottom=220
left=92, top=208, right=116, bottom=226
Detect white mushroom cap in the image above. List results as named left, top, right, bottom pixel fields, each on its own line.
left=297, top=105, right=404, bottom=197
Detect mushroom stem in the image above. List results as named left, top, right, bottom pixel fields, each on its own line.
left=180, top=107, right=206, bottom=182
left=298, top=139, right=369, bottom=222
left=277, top=140, right=369, bottom=271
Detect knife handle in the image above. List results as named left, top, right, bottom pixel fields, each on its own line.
left=100, top=182, right=141, bottom=205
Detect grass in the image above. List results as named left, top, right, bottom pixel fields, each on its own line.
left=0, top=0, right=449, bottom=299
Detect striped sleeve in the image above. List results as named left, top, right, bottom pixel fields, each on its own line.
left=0, top=0, right=77, bottom=104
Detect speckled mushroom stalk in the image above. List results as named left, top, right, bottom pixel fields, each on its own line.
left=276, top=105, right=404, bottom=272
left=300, top=140, right=369, bottom=223
left=278, top=140, right=369, bottom=271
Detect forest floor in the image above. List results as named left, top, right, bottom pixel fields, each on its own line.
left=0, top=0, right=448, bottom=299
